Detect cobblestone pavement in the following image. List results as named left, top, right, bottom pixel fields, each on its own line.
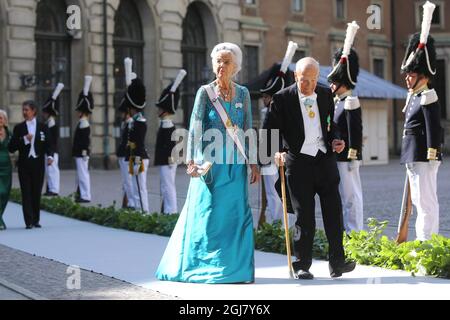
left=0, top=244, right=176, bottom=300
left=10, top=158, right=450, bottom=238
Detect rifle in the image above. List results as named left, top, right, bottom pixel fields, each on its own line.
left=396, top=174, right=413, bottom=244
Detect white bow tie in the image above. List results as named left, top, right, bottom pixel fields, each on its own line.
left=301, top=97, right=316, bottom=107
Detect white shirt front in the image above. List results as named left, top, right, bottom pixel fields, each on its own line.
left=25, top=117, right=37, bottom=158
left=298, top=92, right=326, bottom=157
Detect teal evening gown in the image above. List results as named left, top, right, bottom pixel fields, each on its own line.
left=156, top=83, right=255, bottom=283
left=0, top=128, right=12, bottom=230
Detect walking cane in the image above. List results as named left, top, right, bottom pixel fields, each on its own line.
left=280, top=162, right=295, bottom=278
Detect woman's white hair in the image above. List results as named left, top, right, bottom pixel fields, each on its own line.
left=0, top=109, right=8, bottom=127
left=210, top=42, right=243, bottom=77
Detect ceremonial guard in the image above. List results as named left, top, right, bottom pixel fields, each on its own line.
left=260, top=41, right=298, bottom=225
left=42, top=83, right=64, bottom=197
left=154, top=69, right=187, bottom=214
left=327, top=21, right=364, bottom=232
left=124, top=68, right=149, bottom=214
left=73, top=76, right=93, bottom=203
left=117, top=58, right=136, bottom=209
left=400, top=1, right=443, bottom=241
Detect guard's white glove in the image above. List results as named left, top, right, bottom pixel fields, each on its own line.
left=348, top=160, right=358, bottom=172
left=81, top=150, right=88, bottom=162
left=133, top=157, right=142, bottom=175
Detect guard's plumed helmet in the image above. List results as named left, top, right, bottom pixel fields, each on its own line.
left=401, top=1, right=437, bottom=77
left=76, top=76, right=94, bottom=114
left=327, top=21, right=360, bottom=89
left=119, top=57, right=146, bottom=111
left=42, top=83, right=64, bottom=116
left=124, top=78, right=146, bottom=110
left=155, top=69, right=187, bottom=115
left=260, top=41, right=298, bottom=97
left=328, top=48, right=360, bottom=89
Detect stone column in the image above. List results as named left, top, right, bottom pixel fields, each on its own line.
left=4, top=0, right=37, bottom=125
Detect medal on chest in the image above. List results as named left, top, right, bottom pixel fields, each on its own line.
left=306, top=106, right=316, bottom=119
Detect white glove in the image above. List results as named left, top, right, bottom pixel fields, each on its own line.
left=133, top=157, right=142, bottom=175
left=348, top=160, right=358, bottom=172
left=83, top=156, right=89, bottom=162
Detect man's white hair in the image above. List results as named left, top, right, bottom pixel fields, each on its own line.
left=210, top=42, right=243, bottom=77
left=0, top=109, right=8, bottom=127
left=295, top=57, right=320, bottom=75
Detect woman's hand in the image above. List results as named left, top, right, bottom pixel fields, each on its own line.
left=186, top=161, right=200, bottom=178
left=249, top=164, right=260, bottom=185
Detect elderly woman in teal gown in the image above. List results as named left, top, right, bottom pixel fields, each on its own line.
left=0, top=110, right=12, bottom=230
left=156, top=42, right=260, bottom=283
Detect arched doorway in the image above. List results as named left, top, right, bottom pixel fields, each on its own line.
left=181, top=2, right=218, bottom=127
left=113, top=0, right=144, bottom=149
left=35, top=0, right=72, bottom=168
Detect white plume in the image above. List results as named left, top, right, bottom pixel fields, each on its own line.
left=170, top=69, right=187, bottom=92
left=124, top=57, right=133, bottom=86
left=83, top=76, right=92, bottom=96
left=342, top=21, right=360, bottom=57
left=420, top=1, right=436, bottom=44
left=52, top=83, right=64, bottom=100
left=280, top=41, right=298, bottom=74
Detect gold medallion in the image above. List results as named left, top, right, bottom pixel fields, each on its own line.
left=307, top=107, right=315, bottom=119
left=226, top=118, right=232, bottom=128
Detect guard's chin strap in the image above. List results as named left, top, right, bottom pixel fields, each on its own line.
left=411, top=75, right=425, bottom=92
left=332, top=83, right=342, bottom=95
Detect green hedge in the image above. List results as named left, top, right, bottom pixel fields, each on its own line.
left=9, top=189, right=450, bottom=278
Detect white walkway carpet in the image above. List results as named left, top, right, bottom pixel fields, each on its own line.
left=1, top=202, right=449, bottom=300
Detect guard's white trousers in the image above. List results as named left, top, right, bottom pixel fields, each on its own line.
left=118, top=157, right=135, bottom=208
left=337, top=161, right=364, bottom=232
left=406, top=161, right=440, bottom=241
left=46, top=153, right=60, bottom=194
left=262, top=168, right=283, bottom=224
left=159, top=165, right=178, bottom=214
left=75, top=157, right=91, bottom=201
left=131, top=159, right=149, bottom=213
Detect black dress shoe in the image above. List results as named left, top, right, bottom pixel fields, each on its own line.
left=33, top=224, right=42, bottom=228
left=75, top=199, right=90, bottom=203
left=25, top=225, right=33, bottom=229
left=329, top=261, right=356, bottom=278
left=295, top=269, right=314, bottom=280
left=44, top=192, right=59, bottom=197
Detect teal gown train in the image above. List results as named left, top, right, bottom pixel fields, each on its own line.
left=155, top=83, right=255, bottom=283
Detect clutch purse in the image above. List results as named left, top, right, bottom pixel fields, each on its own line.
left=196, top=161, right=212, bottom=176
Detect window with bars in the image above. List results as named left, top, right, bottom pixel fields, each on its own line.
left=243, top=45, right=259, bottom=84
left=244, top=0, right=256, bottom=5
left=292, top=0, right=304, bottom=13
left=373, top=58, right=385, bottom=79
left=336, top=0, right=346, bottom=19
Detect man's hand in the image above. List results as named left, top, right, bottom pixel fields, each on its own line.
left=332, top=139, right=345, bottom=154
left=249, top=164, right=260, bottom=185
left=275, top=152, right=287, bottom=167
left=25, top=134, right=33, bottom=143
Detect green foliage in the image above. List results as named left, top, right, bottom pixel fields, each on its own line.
left=344, top=218, right=450, bottom=278
left=9, top=188, right=178, bottom=238
left=9, top=189, right=450, bottom=278
left=254, top=221, right=328, bottom=260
